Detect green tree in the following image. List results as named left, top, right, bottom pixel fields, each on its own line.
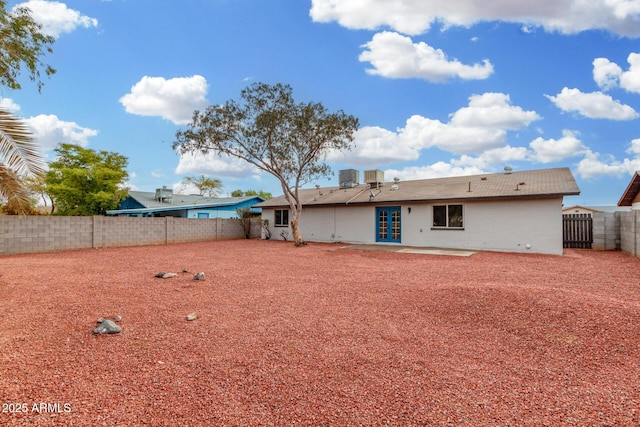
left=0, top=1, right=56, bottom=92
left=0, top=1, right=56, bottom=214
left=181, top=175, right=223, bottom=197
left=45, top=143, right=129, bottom=215
left=174, top=82, right=358, bottom=246
left=231, top=189, right=272, bottom=199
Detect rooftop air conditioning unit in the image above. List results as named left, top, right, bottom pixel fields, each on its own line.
left=364, top=169, right=384, bottom=188
left=155, top=187, right=173, bottom=203
left=338, top=169, right=359, bottom=188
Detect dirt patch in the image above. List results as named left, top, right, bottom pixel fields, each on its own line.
left=1, top=240, right=639, bottom=426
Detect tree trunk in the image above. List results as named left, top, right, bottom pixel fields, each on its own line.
left=290, top=219, right=305, bottom=246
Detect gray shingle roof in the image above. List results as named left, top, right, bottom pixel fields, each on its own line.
left=128, top=191, right=258, bottom=209
left=256, top=167, right=580, bottom=208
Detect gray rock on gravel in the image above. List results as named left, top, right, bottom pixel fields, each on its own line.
left=193, top=272, right=205, bottom=281
left=93, top=319, right=122, bottom=334
left=186, top=312, right=199, bottom=321
left=161, top=273, right=178, bottom=279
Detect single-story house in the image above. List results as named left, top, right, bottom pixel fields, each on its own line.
left=256, top=167, right=580, bottom=255
left=618, top=171, right=640, bottom=209
left=562, top=205, right=631, bottom=215
left=107, top=188, right=263, bottom=218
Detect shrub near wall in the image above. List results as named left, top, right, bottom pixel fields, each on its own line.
left=0, top=216, right=261, bottom=255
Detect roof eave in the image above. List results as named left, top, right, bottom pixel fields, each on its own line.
left=617, top=171, right=640, bottom=206
left=259, top=191, right=579, bottom=209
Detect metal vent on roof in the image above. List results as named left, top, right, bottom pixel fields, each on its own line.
left=364, top=170, right=384, bottom=187
left=155, top=187, right=173, bottom=203
left=339, top=169, right=359, bottom=188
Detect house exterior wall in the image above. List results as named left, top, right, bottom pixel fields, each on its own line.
left=562, top=206, right=597, bottom=215
left=185, top=198, right=259, bottom=219
left=402, top=198, right=563, bottom=254
left=186, top=208, right=238, bottom=219
left=262, top=197, right=564, bottom=255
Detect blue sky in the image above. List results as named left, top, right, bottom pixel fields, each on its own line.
left=6, top=0, right=640, bottom=205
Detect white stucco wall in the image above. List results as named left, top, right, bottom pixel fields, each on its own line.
left=262, top=197, right=565, bottom=254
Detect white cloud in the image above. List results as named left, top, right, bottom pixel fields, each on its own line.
left=450, top=130, right=585, bottom=168
left=331, top=92, right=539, bottom=168
left=576, top=150, right=640, bottom=178
left=453, top=145, right=529, bottom=169
left=573, top=138, right=640, bottom=179
left=0, top=98, right=21, bottom=113
left=545, top=87, right=638, bottom=120
left=593, top=57, right=623, bottom=90
left=449, top=93, right=540, bottom=129
left=24, top=114, right=98, bottom=151
left=378, top=130, right=592, bottom=181
left=175, top=152, right=260, bottom=179
left=628, top=138, right=640, bottom=155
left=384, top=163, right=485, bottom=181
left=173, top=182, right=200, bottom=196
left=619, top=53, right=640, bottom=93
left=359, top=31, right=493, bottom=82
left=13, top=0, right=98, bottom=38
left=593, top=53, right=640, bottom=93
left=329, top=125, right=419, bottom=166
left=119, top=75, right=209, bottom=125
left=528, top=130, right=587, bottom=163
left=309, top=0, right=640, bottom=37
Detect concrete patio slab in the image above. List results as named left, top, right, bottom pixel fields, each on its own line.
left=343, top=244, right=476, bottom=257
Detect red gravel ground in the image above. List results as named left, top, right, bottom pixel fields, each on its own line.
left=1, top=240, right=639, bottom=426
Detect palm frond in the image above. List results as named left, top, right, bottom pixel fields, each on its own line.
left=0, top=163, right=33, bottom=214
left=0, top=107, right=44, bottom=177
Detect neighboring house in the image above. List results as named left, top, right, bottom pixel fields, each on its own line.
left=618, top=171, right=640, bottom=209
left=562, top=205, right=631, bottom=215
left=257, top=167, right=580, bottom=255
left=107, top=188, right=263, bottom=218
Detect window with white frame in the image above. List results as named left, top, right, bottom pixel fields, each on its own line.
left=275, top=209, right=289, bottom=227
left=433, top=204, right=463, bottom=228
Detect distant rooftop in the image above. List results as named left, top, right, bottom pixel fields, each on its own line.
left=127, top=190, right=259, bottom=209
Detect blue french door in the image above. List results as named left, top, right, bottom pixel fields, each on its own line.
left=376, top=206, right=401, bottom=243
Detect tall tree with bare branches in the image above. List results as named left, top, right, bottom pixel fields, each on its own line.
left=174, top=82, right=358, bottom=246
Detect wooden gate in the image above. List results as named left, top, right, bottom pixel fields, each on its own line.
left=562, top=213, right=593, bottom=249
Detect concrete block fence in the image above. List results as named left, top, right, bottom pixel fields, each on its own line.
left=618, top=210, right=640, bottom=257
left=0, top=216, right=262, bottom=255
left=592, top=211, right=640, bottom=257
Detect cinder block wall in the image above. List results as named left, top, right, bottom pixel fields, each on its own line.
left=0, top=216, right=261, bottom=255
left=619, top=211, right=639, bottom=257
left=592, top=212, right=620, bottom=251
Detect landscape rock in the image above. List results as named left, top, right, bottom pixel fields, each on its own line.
left=155, top=272, right=166, bottom=278
left=93, top=319, right=121, bottom=334
left=186, top=312, right=199, bottom=321
left=193, top=272, right=205, bottom=281
left=162, top=273, right=178, bottom=279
